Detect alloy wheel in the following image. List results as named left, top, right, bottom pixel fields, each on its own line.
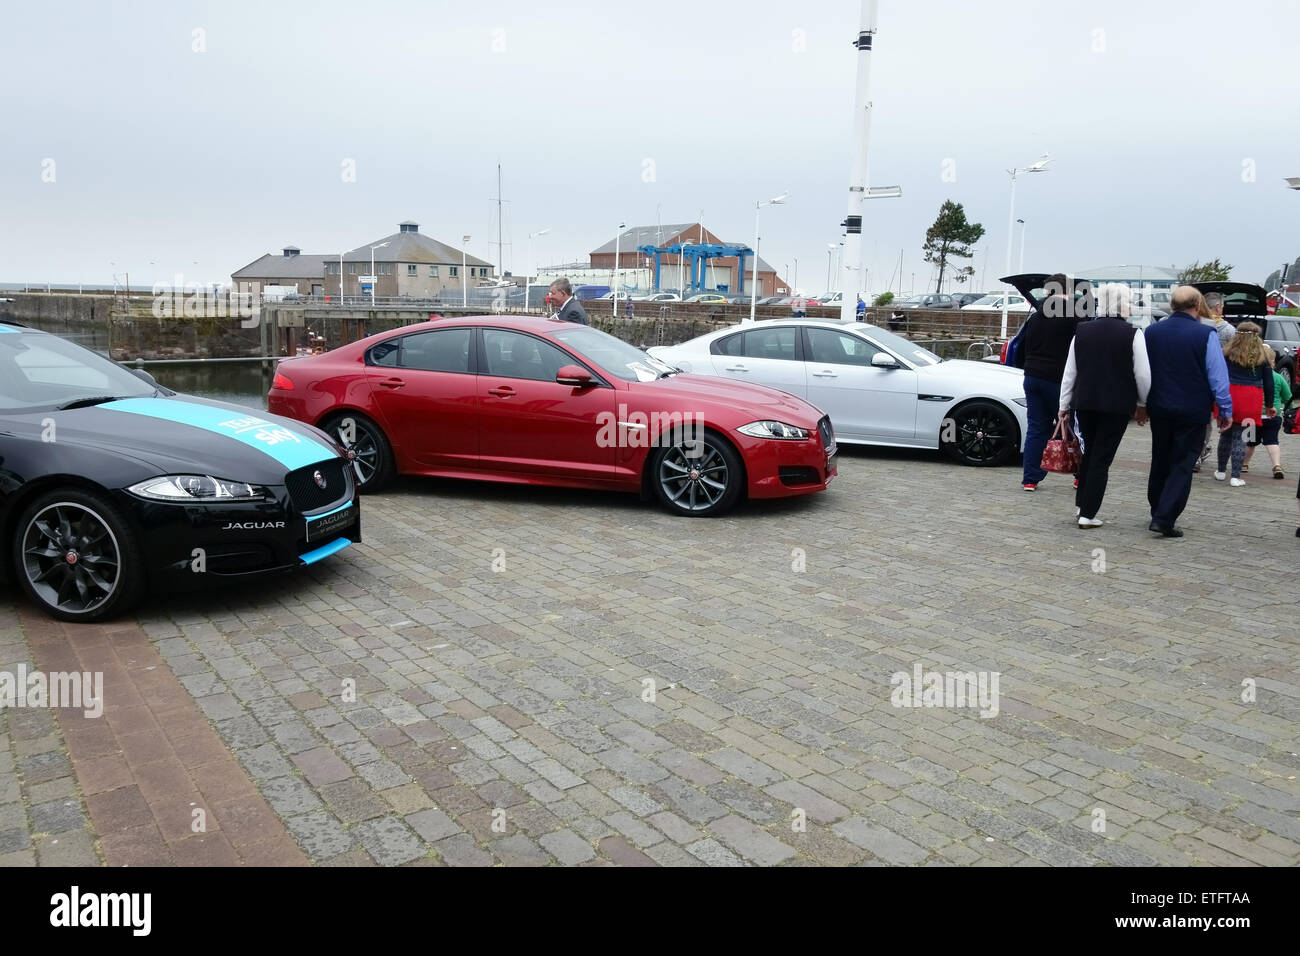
left=22, top=502, right=121, bottom=615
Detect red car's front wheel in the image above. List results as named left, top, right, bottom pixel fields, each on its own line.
left=650, top=430, right=743, bottom=517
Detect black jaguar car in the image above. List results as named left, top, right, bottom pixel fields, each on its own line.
left=0, top=321, right=360, bottom=621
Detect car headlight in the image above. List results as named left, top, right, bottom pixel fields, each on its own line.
left=128, top=475, right=268, bottom=501
left=1013, top=397, right=1028, bottom=407
left=737, top=420, right=810, bottom=440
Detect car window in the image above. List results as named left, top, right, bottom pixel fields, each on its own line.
left=742, top=326, right=801, bottom=361
left=1272, top=321, right=1298, bottom=343
left=481, top=329, right=571, bottom=382
left=711, top=332, right=745, bottom=357
left=805, top=328, right=881, bottom=366
left=13, top=342, right=114, bottom=390
left=398, top=328, right=471, bottom=373
left=368, top=340, right=400, bottom=367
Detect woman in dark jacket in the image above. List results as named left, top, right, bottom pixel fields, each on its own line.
left=1018, top=274, right=1085, bottom=490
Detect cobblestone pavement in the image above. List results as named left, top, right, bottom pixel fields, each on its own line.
left=3, top=425, right=1299, bottom=866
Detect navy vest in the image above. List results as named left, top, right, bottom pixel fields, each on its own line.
left=1143, top=313, right=1214, bottom=422
left=1073, top=317, right=1137, bottom=414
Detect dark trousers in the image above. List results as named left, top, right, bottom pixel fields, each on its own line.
left=1075, top=410, right=1129, bottom=519
left=1148, top=415, right=1206, bottom=528
left=1022, top=374, right=1062, bottom=484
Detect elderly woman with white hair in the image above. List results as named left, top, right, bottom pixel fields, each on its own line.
left=1057, top=284, right=1153, bottom=528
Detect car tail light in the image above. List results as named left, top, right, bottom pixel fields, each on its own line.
left=272, top=373, right=295, bottom=391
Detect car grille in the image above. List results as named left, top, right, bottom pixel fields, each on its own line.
left=285, top=459, right=352, bottom=514
left=817, top=415, right=834, bottom=449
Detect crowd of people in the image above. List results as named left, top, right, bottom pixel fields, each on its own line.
left=1015, top=277, right=1293, bottom=537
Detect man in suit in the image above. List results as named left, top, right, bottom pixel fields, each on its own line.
left=1143, top=285, right=1233, bottom=537
left=548, top=278, right=590, bottom=325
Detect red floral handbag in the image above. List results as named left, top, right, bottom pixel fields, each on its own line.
left=1041, top=416, right=1082, bottom=474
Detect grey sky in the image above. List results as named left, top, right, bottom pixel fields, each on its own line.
left=1, top=0, right=1296, bottom=293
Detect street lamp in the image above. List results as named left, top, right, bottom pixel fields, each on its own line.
left=613, top=221, right=626, bottom=316
left=793, top=256, right=798, bottom=293
left=461, top=235, right=472, bottom=307
left=1001, top=154, right=1051, bottom=337
left=526, top=228, right=551, bottom=312
left=749, top=193, right=788, bottom=323
left=1016, top=219, right=1026, bottom=273
left=368, top=241, right=390, bottom=306
left=826, top=243, right=836, bottom=295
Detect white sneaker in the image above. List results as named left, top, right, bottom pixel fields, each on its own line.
left=1213, top=471, right=1227, bottom=481
left=1078, top=517, right=1103, bottom=528
left=1074, top=507, right=1081, bottom=517
left=1230, top=477, right=1246, bottom=487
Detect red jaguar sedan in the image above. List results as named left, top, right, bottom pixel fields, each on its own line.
left=267, top=316, right=836, bottom=516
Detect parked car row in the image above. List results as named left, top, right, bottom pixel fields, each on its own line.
left=3, top=297, right=1039, bottom=622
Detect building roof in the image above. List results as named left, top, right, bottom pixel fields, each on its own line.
left=591, top=223, right=699, bottom=256
left=344, top=223, right=493, bottom=267
left=232, top=253, right=330, bottom=279
left=1075, top=265, right=1180, bottom=282
left=593, top=222, right=781, bottom=275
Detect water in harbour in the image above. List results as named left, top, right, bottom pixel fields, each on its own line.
left=145, top=361, right=272, bottom=410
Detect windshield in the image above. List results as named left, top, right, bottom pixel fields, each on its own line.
left=550, top=324, right=677, bottom=382
left=0, top=331, right=156, bottom=412
left=861, top=325, right=943, bottom=366
left=970, top=295, right=1002, bottom=306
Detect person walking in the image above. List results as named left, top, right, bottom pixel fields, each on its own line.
left=1018, top=273, right=1085, bottom=491
left=1058, top=284, right=1152, bottom=528
left=1194, top=290, right=1236, bottom=470
left=1144, top=286, right=1233, bottom=536
left=1214, top=322, right=1275, bottom=486
left=1242, top=345, right=1289, bottom=479
left=548, top=278, right=590, bottom=325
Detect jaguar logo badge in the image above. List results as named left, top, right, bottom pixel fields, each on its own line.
left=313, top=469, right=326, bottom=489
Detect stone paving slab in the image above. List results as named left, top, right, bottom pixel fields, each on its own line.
left=2, top=425, right=1299, bottom=865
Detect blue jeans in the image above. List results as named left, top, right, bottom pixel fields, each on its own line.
left=1022, top=374, right=1062, bottom=484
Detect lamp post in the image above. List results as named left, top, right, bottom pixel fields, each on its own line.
left=1016, top=219, right=1026, bottom=273
left=826, top=244, right=836, bottom=295
left=339, top=251, right=345, bottom=300
left=462, top=235, right=471, bottom=307
left=526, top=228, right=551, bottom=312
left=749, top=192, right=788, bottom=323
left=793, top=257, right=798, bottom=293
left=1001, top=155, right=1051, bottom=338
left=613, top=221, right=626, bottom=316
left=369, top=241, right=390, bottom=306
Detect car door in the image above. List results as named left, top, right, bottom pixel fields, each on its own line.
left=363, top=328, right=478, bottom=470
left=476, top=328, right=616, bottom=481
left=802, top=326, right=918, bottom=441
left=708, top=325, right=807, bottom=399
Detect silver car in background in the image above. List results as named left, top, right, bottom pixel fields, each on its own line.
left=649, top=319, right=1029, bottom=466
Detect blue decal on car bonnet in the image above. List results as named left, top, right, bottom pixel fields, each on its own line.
left=101, top=398, right=335, bottom=471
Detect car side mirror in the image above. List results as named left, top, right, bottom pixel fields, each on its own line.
left=870, top=353, right=900, bottom=369
left=556, top=364, right=593, bottom=387
left=127, top=366, right=158, bottom=387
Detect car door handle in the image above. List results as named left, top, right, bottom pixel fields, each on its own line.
left=811, top=369, right=838, bottom=378
left=724, top=365, right=748, bottom=372
left=378, top=377, right=405, bottom=389
left=488, top=386, right=516, bottom=397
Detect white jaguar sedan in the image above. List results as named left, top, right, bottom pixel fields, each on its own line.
left=648, top=319, right=1028, bottom=467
